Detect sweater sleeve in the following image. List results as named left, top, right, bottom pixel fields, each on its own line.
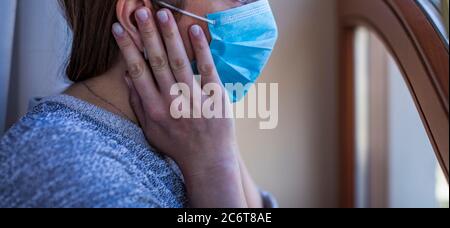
left=260, top=190, right=279, bottom=208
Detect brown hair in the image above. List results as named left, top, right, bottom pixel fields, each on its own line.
left=58, top=0, right=184, bottom=82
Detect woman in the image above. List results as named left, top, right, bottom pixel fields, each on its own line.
left=0, top=0, right=278, bottom=208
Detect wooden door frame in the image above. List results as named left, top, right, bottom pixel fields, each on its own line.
left=338, top=0, right=449, bottom=208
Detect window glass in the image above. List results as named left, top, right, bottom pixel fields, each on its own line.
left=354, top=27, right=449, bottom=208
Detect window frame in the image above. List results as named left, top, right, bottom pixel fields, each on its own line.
left=338, top=0, right=449, bottom=208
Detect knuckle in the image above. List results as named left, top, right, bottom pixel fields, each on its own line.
left=118, top=37, right=134, bottom=49
left=141, top=25, right=157, bottom=40
left=128, top=62, right=146, bottom=79
left=170, top=58, right=188, bottom=73
left=149, top=108, right=167, bottom=121
left=164, top=30, right=176, bottom=39
left=149, top=55, right=168, bottom=72
left=198, top=63, right=215, bottom=76
left=196, top=43, right=207, bottom=51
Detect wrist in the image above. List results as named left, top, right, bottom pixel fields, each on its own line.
left=172, top=144, right=247, bottom=208
left=176, top=143, right=241, bottom=179
left=178, top=150, right=240, bottom=181
left=182, top=157, right=247, bottom=208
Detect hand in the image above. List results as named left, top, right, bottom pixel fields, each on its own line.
left=112, top=7, right=246, bottom=208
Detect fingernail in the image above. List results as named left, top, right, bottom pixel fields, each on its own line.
left=112, top=23, right=124, bottom=37
left=191, top=25, right=202, bottom=37
left=157, top=10, right=169, bottom=23
left=136, top=8, right=149, bottom=22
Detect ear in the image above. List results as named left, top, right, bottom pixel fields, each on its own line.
left=116, top=0, right=153, bottom=52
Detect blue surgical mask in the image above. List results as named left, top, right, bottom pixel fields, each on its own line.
left=158, top=0, right=278, bottom=102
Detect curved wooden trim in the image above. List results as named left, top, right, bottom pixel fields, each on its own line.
left=338, top=0, right=449, bottom=208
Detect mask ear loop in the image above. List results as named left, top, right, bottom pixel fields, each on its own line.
left=157, top=1, right=216, bottom=25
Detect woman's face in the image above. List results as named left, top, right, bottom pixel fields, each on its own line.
left=171, top=0, right=243, bottom=60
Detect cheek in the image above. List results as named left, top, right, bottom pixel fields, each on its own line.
left=202, top=23, right=212, bottom=43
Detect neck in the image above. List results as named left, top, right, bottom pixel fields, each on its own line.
left=65, top=59, right=139, bottom=124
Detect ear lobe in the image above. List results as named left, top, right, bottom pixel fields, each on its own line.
left=116, top=0, right=153, bottom=52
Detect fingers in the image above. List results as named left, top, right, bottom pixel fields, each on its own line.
left=188, top=24, right=222, bottom=87
left=112, top=23, right=159, bottom=103
left=156, top=10, right=196, bottom=88
left=135, top=8, right=175, bottom=92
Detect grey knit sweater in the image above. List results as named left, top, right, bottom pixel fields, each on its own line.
left=0, top=95, right=187, bottom=208
left=0, top=95, right=276, bottom=208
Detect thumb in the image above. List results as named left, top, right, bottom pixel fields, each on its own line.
left=125, top=73, right=146, bottom=126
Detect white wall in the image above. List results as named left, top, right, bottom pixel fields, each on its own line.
left=0, top=0, right=17, bottom=134
left=5, top=0, right=339, bottom=207
left=6, top=0, right=70, bottom=130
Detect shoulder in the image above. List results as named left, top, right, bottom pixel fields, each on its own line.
left=1, top=101, right=102, bottom=156
left=0, top=101, right=165, bottom=208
